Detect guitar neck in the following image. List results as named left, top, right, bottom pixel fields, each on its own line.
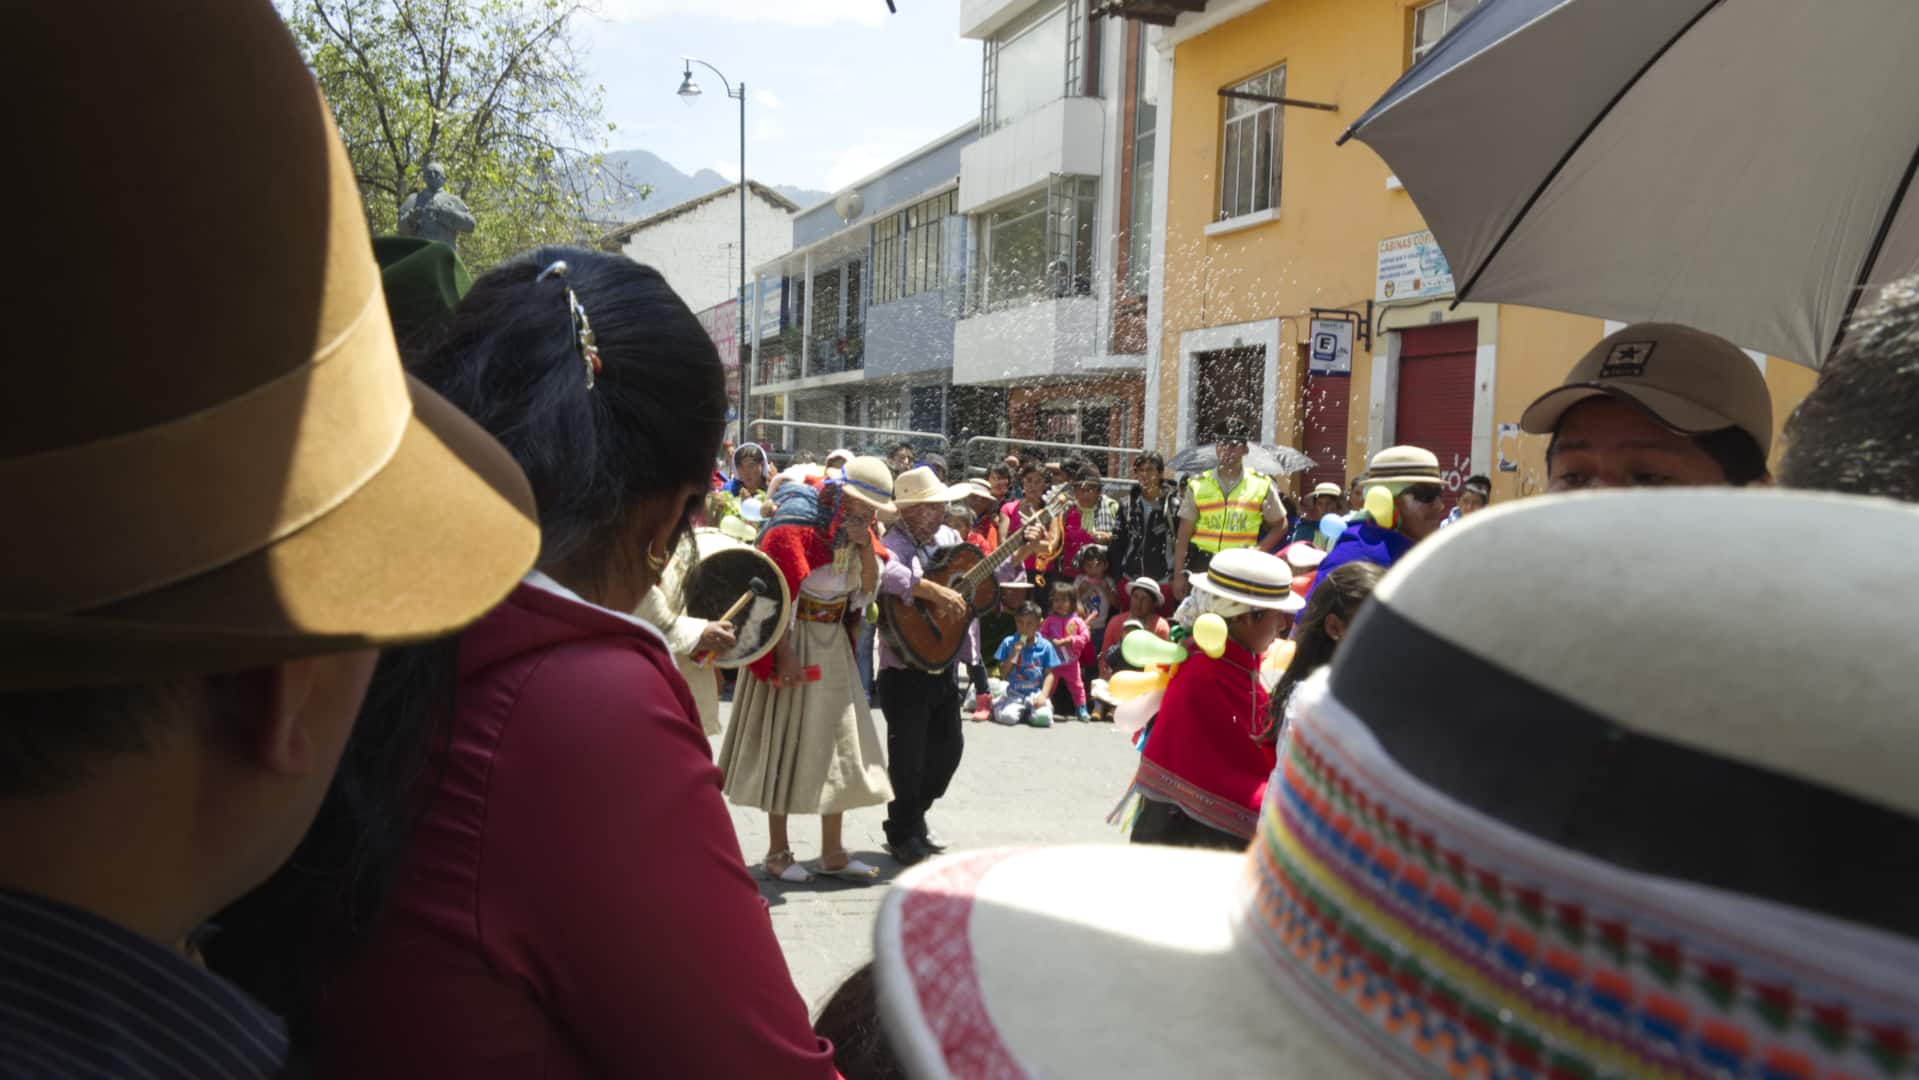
left=959, top=499, right=1060, bottom=593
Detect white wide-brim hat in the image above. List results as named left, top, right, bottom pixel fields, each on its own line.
left=838, top=455, right=897, bottom=513
left=877, top=489, right=1919, bottom=1079
left=892, top=465, right=970, bottom=507
left=1191, top=546, right=1302, bottom=612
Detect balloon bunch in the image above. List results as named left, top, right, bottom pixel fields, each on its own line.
left=1107, top=614, right=1235, bottom=737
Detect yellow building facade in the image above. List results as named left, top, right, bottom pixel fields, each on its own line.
left=1144, top=0, right=1814, bottom=502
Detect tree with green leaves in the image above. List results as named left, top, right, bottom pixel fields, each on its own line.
left=280, top=0, right=643, bottom=268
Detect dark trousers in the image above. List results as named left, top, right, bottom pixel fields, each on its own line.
left=966, top=662, right=990, bottom=697
left=1128, top=798, right=1248, bottom=851
left=878, top=666, right=964, bottom=847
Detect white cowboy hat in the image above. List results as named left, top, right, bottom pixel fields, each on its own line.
left=837, top=455, right=896, bottom=513
left=875, top=488, right=1919, bottom=1079
left=892, top=466, right=969, bottom=508
left=1191, top=547, right=1302, bottom=613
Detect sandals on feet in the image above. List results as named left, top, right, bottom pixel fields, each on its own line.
left=814, top=851, right=881, bottom=882
left=761, top=849, right=813, bottom=884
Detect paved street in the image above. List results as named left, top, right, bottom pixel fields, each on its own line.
left=713, top=704, right=1141, bottom=1011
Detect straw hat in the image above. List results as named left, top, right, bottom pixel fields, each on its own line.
left=1361, top=445, right=1445, bottom=487
left=876, top=489, right=1919, bottom=1078
left=837, top=456, right=897, bottom=512
left=891, top=466, right=968, bottom=508
left=1520, top=322, right=1774, bottom=454
left=1310, top=481, right=1345, bottom=500
left=0, top=1, right=538, bottom=691
left=957, top=478, right=997, bottom=503
left=1190, top=548, right=1302, bottom=613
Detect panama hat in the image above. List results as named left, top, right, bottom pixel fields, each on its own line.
left=876, top=489, right=1919, bottom=1078
left=837, top=456, right=897, bottom=513
left=1361, top=445, right=1445, bottom=487
left=1310, top=481, right=1345, bottom=500
left=1190, top=548, right=1302, bottom=614
left=1520, top=322, right=1774, bottom=454
left=891, top=466, right=969, bottom=508
left=0, top=1, right=539, bottom=691
left=1126, top=577, right=1163, bottom=604
left=957, top=478, right=997, bottom=501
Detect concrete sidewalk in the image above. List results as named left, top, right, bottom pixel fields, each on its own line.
left=715, top=706, right=1142, bottom=1010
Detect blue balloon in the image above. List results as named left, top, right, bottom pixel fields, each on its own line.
left=1318, top=514, right=1348, bottom=541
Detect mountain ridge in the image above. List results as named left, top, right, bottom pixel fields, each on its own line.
left=584, top=148, right=830, bottom=223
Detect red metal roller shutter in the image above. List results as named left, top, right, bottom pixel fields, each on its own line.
left=1301, top=373, right=1350, bottom=492
left=1393, top=321, right=1477, bottom=507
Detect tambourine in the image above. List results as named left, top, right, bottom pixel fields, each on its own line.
left=681, top=527, right=792, bottom=668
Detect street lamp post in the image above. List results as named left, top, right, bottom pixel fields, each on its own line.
left=678, top=57, right=749, bottom=445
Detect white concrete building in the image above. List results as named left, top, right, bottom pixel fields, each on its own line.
left=949, top=0, right=1160, bottom=455
left=597, top=181, right=799, bottom=314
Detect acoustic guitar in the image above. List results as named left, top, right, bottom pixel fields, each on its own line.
left=878, top=490, right=1070, bottom=672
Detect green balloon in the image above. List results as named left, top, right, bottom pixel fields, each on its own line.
left=1121, top=628, right=1187, bottom=669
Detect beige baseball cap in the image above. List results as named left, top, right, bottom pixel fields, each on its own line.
left=1520, top=322, right=1774, bottom=454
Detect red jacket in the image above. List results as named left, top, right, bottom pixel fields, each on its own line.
left=1136, top=637, right=1275, bottom=839
left=315, top=582, right=836, bottom=1079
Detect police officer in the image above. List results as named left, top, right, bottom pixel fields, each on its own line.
left=1169, top=420, right=1288, bottom=600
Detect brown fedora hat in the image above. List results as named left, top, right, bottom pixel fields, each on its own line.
left=0, top=1, right=539, bottom=690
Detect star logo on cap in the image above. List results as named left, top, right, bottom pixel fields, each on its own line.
left=1598, top=341, right=1655, bottom=378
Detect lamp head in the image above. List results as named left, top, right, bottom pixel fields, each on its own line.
left=677, top=67, right=701, bottom=103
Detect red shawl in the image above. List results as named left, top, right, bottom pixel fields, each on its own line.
left=746, top=516, right=889, bottom=682
left=1136, top=638, right=1275, bottom=837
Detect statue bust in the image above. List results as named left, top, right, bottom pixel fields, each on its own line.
left=398, top=162, right=476, bottom=248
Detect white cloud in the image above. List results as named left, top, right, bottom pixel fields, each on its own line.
left=823, top=128, right=943, bottom=189
left=600, top=0, right=888, bottom=28
left=754, top=89, right=784, bottom=111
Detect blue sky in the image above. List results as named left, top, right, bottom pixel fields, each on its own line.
left=581, top=0, right=982, bottom=193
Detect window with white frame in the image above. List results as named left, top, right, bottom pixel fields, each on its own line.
left=1219, top=65, right=1284, bottom=222
left=1412, top=0, right=1481, bottom=64
left=972, top=176, right=1097, bottom=314
left=981, top=1, right=1082, bottom=133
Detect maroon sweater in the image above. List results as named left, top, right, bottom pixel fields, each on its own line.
left=316, top=582, right=835, bottom=1078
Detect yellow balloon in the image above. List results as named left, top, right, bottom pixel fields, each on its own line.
left=1109, top=668, right=1167, bottom=702
left=1193, top=612, right=1229, bottom=658
left=1364, top=484, right=1397, bottom=529
left=1263, top=638, right=1296, bottom=673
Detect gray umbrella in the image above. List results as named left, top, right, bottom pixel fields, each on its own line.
left=1339, top=0, right=1919, bottom=369
left=1166, top=442, right=1314, bottom=478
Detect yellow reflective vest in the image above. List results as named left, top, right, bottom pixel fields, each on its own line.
left=1188, top=469, right=1272, bottom=553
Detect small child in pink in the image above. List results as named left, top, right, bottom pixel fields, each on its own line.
left=1042, top=579, right=1092, bottom=720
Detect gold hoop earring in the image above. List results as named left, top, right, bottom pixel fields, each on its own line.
left=645, top=541, right=670, bottom=573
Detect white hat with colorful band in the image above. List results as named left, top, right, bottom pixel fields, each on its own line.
left=874, top=489, right=1919, bottom=1079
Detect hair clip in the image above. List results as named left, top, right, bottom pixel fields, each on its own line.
left=535, top=260, right=604, bottom=389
